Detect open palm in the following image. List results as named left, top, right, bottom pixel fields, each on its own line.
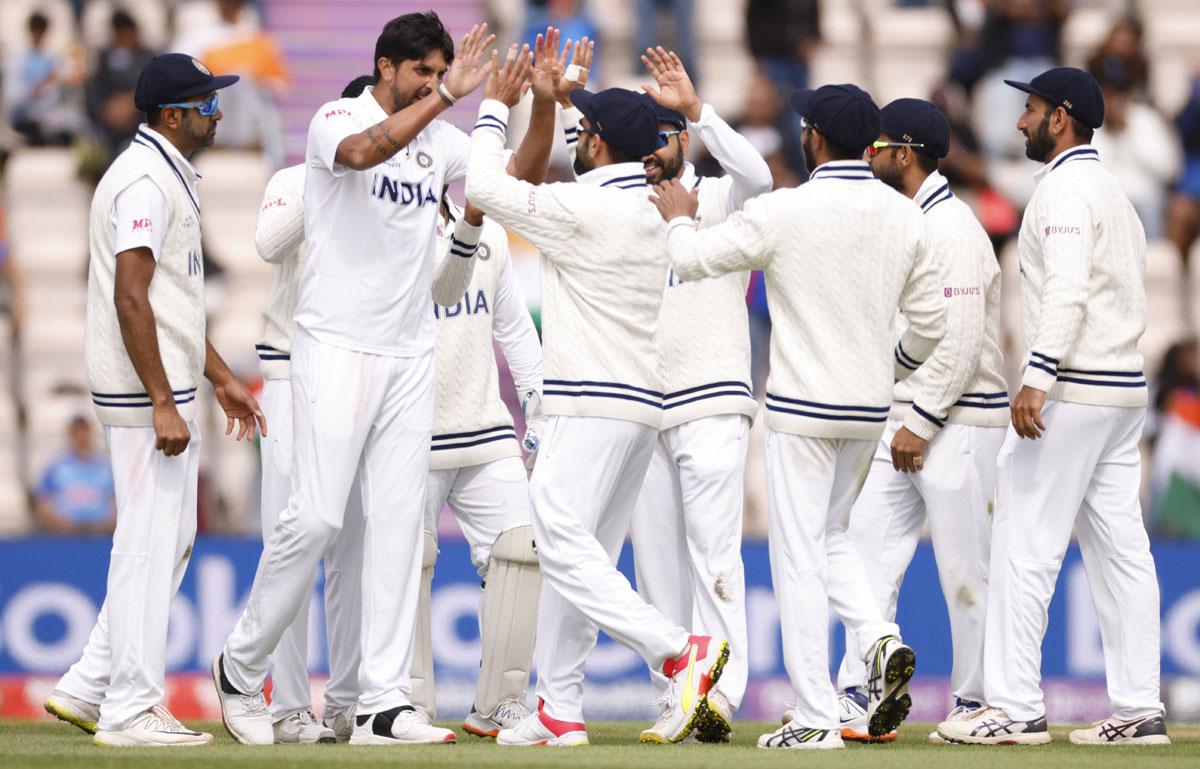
left=641, top=46, right=701, bottom=121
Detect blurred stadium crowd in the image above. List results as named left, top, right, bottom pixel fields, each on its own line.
left=0, top=0, right=1198, bottom=541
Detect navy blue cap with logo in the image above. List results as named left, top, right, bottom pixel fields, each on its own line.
left=134, top=53, right=240, bottom=113
left=1004, top=66, right=1105, bottom=129
left=880, top=98, right=951, bottom=159
left=645, top=98, right=687, bottom=130
left=789, top=84, right=881, bottom=154
left=569, top=88, right=666, bottom=159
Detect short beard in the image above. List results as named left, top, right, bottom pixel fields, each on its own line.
left=573, top=136, right=596, bottom=175
left=1024, top=112, right=1056, bottom=163
left=646, top=148, right=684, bottom=184
left=873, top=154, right=904, bottom=192
left=802, top=130, right=816, bottom=176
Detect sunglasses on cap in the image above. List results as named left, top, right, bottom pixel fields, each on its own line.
left=159, top=92, right=219, bottom=117
left=866, top=140, right=924, bottom=156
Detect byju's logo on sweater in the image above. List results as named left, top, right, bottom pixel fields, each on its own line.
left=1044, top=225, right=1082, bottom=237
left=944, top=286, right=981, bottom=298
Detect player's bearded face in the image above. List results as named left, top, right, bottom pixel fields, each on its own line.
left=390, top=51, right=449, bottom=110
left=181, top=99, right=219, bottom=149
left=801, top=127, right=816, bottom=176
left=1023, top=109, right=1056, bottom=163
left=643, top=131, right=684, bottom=185
left=870, top=140, right=904, bottom=192
left=574, top=128, right=598, bottom=176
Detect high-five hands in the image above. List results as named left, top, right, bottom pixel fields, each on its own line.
left=443, top=24, right=497, bottom=100
left=483, top=43, right=533, bottom=108
left=553, top=36, right=594, bottom=106
left=641, top=46, right=702, bottom=122
left=530, top=27, right=564, bottom=105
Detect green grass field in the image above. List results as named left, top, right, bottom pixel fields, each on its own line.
left=1, top=721, right=1197, bottom=769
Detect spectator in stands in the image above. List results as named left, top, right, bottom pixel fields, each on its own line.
left=522, top=0, right=600, bottom=78
left=1086, top=17, right=1149, bottom=100
left=744, top=1, right=819, bottom=177
left=34, top=415, right=115, bottom=535
left=1091, top=65, right=1181, bottom=241
left=974, top=0, right=1070, bottom=159
left=173, top=0, right=290, bottom=167
left=633, top=0, right=696, bottom=85
left=695, top=67, right=799, bottom=187
left=3, top=12, right=85, bottom=146
left=85, top=10, right=157, bottom=173
left=1167, top=73, right=1200, bottom=331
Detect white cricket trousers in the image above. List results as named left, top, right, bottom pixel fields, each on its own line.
left=258, top=378, right=365, bottom=720
left=766, top=429, right=899, bottom=731
left=224, top=328, right=433, bottom=714
left=56, top=421, right=201, bottom=730
left=984, top=401, right=1163, bottom=721
left=630, top=414, right=750, bottom=709
left=836, top=418, right=1004, bottom=703
left=530, top=416, right=690, bottom=723
left=424, top=456, right=532, bottom=573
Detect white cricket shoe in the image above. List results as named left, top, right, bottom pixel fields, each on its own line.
left=864, top=635, right=915, bottom=737
left=1069, top=715, right=1170, bottom=746
left=497, top=699, right=588, bottom=746
left=639, top=698, right=675, bottom=744
left=322, top=710, right=354, bottom=743
left=928, top=698, right=983, bottom=744
left=210, top=654, right=273, bottom=745
left=93, top=705, right=213, bottom=747
left=44, top=690, right=100, bottom=735
left=758, top=722, right=844, bottom=750
left=463, top=696, right=531, bottom=738
left=273, top=708, right=336, bottom=744
left=349, top=706, right=456, bottom=745
left=655, top=634, right=730, bottom=743
left=936, top=705, right=1051, bottom=745
left=838, top=686, right=896, bottom=743
left=694, top=688, right=733, bottom=743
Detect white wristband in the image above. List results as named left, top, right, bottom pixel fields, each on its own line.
left=438, top=83, right=458, bottom=106
left=565, top=64, right=588, bottom=83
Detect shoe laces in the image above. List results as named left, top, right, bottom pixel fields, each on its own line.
left=238, top=690, right=269, bottom=717
left=494, top=696, right=531, bottom=723
left=147, top=704, right=187, bottom=733
left=291, top=709, right=319, bottom=726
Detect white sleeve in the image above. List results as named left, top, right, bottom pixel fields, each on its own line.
left=307, top=102, right=360, bottom=177
left=112, top=176, right=169, bottom=259
left=493, top=259, right=543, bottom=396
left=666, top=192, right=780, bottom=280
left=561, top=104, right=583, bottom=167
left=442, top=123, right=472, bottom=185
left=431, top=214, right=483, bottom=306
left=894, top=225, right=948, bottom=381
left=255, top=168, right=305, bottom=265
left=690, top=103, right=773, bottom=215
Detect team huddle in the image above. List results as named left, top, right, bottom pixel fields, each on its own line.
left=41, top=10, right=1170, bottom=751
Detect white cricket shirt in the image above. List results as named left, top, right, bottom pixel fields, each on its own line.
left=297, top=86, right=471, bottom=356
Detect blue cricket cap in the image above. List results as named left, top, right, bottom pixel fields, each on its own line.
left=569, top=88, right=665, bottom=158
left=880, top=98, right=951, bottom=158
left=645, top=97, right=687, bottom=130
left=1004, top=66, right=1105, bottom=129
left=134, top=53, right=239, bottom=112
left=789, top=84, right=881, bottom=154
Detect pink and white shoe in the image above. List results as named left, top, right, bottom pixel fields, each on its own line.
left=658, top=634, right=730, bottom=743
left=496, top=699, right=588, bottom=747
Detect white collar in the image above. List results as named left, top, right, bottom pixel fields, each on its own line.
left=576, top=161, right=649, bottom=189
left=132, top=124, right=201, bottom=180
left=1034, top=143, right=1100, bottom=181
left=808, top=160, right=873, bottom=181
left=914, top=170, right=953, bottom=214
left=678, top=161, right=699, bottom=190
left=358, top=85, right=389, bottom=123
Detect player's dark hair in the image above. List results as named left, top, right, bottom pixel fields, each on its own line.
left=1069, top=115, right=1094, bottom=143
left=915, top=152, right=939, bottom=173
left=605, top=145, right=639, bottom=164
left=29, top=12, right=49, bottom=34
left=373, top=11, right=455, bottom=82
left=145, top=107, right=163, bottom=127
left=821, top=133, right=862, bottom=161
left=342, top=75, right=375, bottom=99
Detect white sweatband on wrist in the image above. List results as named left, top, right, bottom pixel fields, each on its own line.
left=438, top=83, right=457, bottom=106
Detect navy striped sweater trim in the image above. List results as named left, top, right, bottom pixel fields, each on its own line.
left=256, top=343, right=290, bottom=361
left=809, top=160, right=873, bottom=181
left=92, top=387, right=197, bottom=408
left=895, top=341, right=923, bottom=371
left=543, top=379, right=664, bottom=409
left=1055, top=367, right=1146, bottom=388
left=663, top=381, right=753, bottom=410
left=132, top=129, right=200, bottom=219
left=918, top=183, right=953, bottom=214
left=431, top=424, right=517, bottom=451
left=1049, top=145, right=1100, bottom=171
left=766, top=393, right=889, bottom=423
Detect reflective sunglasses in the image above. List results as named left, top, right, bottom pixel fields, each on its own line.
left=866, top=140, right=924, bottom=156
left=159, top=92, right=220, bottom=117
left=658, top=129, right=683, bottom=144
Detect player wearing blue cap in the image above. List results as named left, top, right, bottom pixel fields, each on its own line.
left=832, top=97, right=1008, bottom=745
left=653, top=83, right=946, bottom=750
left=938, top=66, right=1169, bottom=747
left=465, top=51, right=729, bottom=747
left=44, top=52, right=262, bottom=748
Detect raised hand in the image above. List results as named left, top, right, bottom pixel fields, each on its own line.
left=443, top=23, right=497, bottom=100
left=530, top=27, right=563, bottom=104
left=641, top=46, right=702, bottom=122
left=553, top=36, right=594, bottom=106
left=483, top=43, right=533, bottom=109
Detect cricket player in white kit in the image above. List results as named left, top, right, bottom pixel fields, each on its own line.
left=45, top=54, right=264, bottom=748
left=835, top=98, right=1008, bottom=744
left=466, top=53, right=730, bottom=747
left=251, top=76, right=377, bottom=746
left=214, top=15, right=498, bottom=746
left=626, top=48, right=771, bottom=744
left=938, top=67, right=1170, bottom=747
left=653, top=84, right=946, bottom=750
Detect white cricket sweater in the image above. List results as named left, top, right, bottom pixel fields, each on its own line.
left=430, top=202, right=543, bottom=469
left=666, top=160, right=946, bottom=440
left=85, top=126, right=206, bottom=427
left=466, top=99, right=670, bottom=428
left=1017, top=145, right=1148, bottom=407
left=255, top=166, right=484, bottom=380
left=658, top=103, right=772, bottom=430
left=891, top=172, right=1009, bottom=440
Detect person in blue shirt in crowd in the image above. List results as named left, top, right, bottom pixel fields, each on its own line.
left=35, top=415, right=115, bottom=535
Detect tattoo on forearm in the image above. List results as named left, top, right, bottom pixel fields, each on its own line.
left=365, top=124, right=405, bottom=158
